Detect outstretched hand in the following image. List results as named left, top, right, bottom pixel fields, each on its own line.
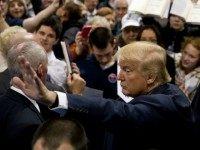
left=11, top=56, right=57, bottom=106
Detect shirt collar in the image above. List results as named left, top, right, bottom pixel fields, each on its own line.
left=10, top=86, right=40, bottom=112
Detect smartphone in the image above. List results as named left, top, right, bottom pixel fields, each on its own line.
left=81, top=25, right=92, bottom=38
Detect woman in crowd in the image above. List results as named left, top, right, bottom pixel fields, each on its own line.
left=175, top=37, right=200, bottom=100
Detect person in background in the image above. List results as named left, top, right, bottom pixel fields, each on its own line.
left=175, top=37, right=200, bottom=101
left=162, top=14, right=187, bottom=53
left=6, top=0, right=29, bottom=26
left=70, top=15, right=110, bottom=62
left=32, top=118, right=87, bottom=150
left=83, top=0, right=99, bottom=21
left=96, top=6, right=116, bottom=32
left=34, top=15, right=68, bottom=88
left=77, top=26, right=118, bottom=99
left=117, top=12, right=142, bottom=47
left=0, top=0, right=62, bottom=32
left=112, top=0, right=128, bottom=36
left=54, top=0, right=84, bottom=59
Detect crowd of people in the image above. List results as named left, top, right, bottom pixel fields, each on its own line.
left=0, top=0, right=199, bottom=150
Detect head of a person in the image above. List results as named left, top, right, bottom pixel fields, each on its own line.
left=113, top=0, right=128, bottom=21
left=136, top=25, right=163, bottom=46
left=41, top=0, right=54, bottom=9
left=121, top=13, right=142, bottom=45
left=0, top=0, right=8, bottom=16
left=7, top=0, right=27, bottom=19
left=86, top=15, right=111, bottom=29
left=7, top=41, right=48, bottom=83
left=118, top=41, right=171, bottom=97
left=32, top=118, right=87, bottom=150
left=96, top=7, right=116, bottom=30
left=35, top=15, right=62, bottom=53
left=89, top=26, right=115, bottom=66
left=180, top=37, right=200, bottom=73
left=56, top=1, right=82, bottom=24
left=169, top=14, right=185, bottom=31
left=0, top=26, right=30, bottom=57
left=84, top=0, right=98, bottom=12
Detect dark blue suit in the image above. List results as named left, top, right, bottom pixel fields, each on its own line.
left=0, top=89, right=58, bottom=150
left=67, top=83, right=193, bottom=149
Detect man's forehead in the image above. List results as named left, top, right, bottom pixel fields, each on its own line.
left=119, top=59, right=139, bottom=67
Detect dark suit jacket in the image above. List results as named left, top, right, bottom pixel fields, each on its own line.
left=0, top=69, right=65, bottom=96
left=66, top=83, right=194, bottom=150
left=0, top=89, right=58, bottom=150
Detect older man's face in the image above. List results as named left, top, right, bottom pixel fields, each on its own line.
left=118, top=59, right=148, bottom=97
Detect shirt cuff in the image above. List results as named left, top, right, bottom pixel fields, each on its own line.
left=55, top=91, right=68, bottom=109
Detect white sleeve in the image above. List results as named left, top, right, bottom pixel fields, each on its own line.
left=51, top=91, right=68, bottom=116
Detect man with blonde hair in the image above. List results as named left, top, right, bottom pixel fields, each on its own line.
left=13, top=41, right=193, bottom=149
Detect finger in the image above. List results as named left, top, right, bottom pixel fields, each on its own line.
left=71, top=63, right=80, bottom=74
left=66, top=74, right=72, bottom=85
left=25, top=61, right=37, bottom=80
left=11, top=77, right=26, bottom=90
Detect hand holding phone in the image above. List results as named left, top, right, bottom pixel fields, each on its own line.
left=81, top=25, right=92, bottom=38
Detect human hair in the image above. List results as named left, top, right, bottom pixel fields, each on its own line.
left=32, top=118, right=87, bottom=150
left=96, top=7, right=114, bottom=17
left=63, top=1, right=82, bottom=21
left=7, top=0, right=28, bottom=18
left=7, top=41, right=47, bottom=78
left=86, top=15, right=111, bottom=29
left=35, top=15, right=62, bottom=39
left=119, top=41, right=171, bottom=83
left=181, top=37, right=200, bottom=53
left=113, top=0, right=128, bottom=9
left=136, top=25, right=164, bottom=47
left=0, top=26, right=27, bottom=56
left=89, top=26, right=114, bottom=49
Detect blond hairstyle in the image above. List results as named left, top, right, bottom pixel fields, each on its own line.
left=0, top=26, right=27, bottom=56
left=181, top=37, right=200, bottom=53
left=119, top=41, right=171, bottom=83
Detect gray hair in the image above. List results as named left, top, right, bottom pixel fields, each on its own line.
left=7, top=41, right=47, bottom=78
left=86, top=15, right=111, bottom=29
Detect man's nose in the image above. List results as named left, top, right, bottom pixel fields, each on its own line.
left=117, top=70, right=124, bottom=81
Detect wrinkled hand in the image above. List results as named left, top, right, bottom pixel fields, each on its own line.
left=66, top=73, right=86, bottom=95
left=11, top=56, right=57, bottom=106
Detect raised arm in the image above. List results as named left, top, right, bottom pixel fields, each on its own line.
left=22, top=0, right=60, bottom=32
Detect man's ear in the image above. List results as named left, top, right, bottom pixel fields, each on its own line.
left=146, top=73, right=156, bottom=85
left=37, top=64, right=47, bottom=80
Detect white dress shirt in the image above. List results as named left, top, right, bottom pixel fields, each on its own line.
left=11, top=86, right=68, bottom=114
left=47, top=51, right=68, bottom=87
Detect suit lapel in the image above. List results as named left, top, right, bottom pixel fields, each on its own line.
left=6, top=89, right=45, bottom=122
